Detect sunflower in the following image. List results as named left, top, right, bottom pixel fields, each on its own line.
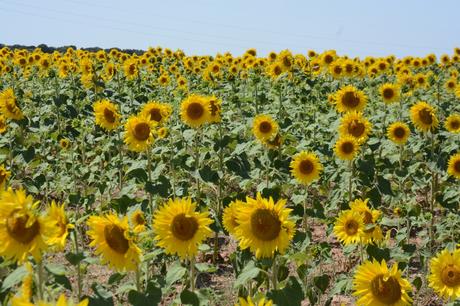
left=158, top=73, right=170, bottom=86
left=59, top=138, right=70, bottom=150
left=0, top=164, right=11, bottom=190
left=290, top=151, right=323, bottom=185
left=123, top=59, right=138, bottom=80
left=447, top=153, right=460, bottom=179
left=379, top=83, right=400, bottom=104
left=235, top=193, right=295, bottom=259
left=262, top=133, right=282, bottom=149
left=252, top=114, right=278, bottom=142
left=152, top=198, right=213, bottom=260
left=353, top=259, right=412, bottom=306
left=387, top=122, right=410, bottom=145
left=428, top=248, right=460, bottom=301
left=180, top=95, right=211, bottom=128
left=339, top=112, right=372, bottom=143
left=156, top=127, right=168, bottom=139
left=222, top=200, right=243, bottom=236
left=350, top=198, right=383, bottom=244
left=333, top=210, right=364, bottom=245
left=445, top=114, right=460, bottom=133
left=206, top=96, right=222, bottom=123
left=140, top=101, right=172, bottom=125
left=334, top=85, right=368, bottom=113
left=445, top=78, right=457, bottom=92
left=0, top=188, right=49, bottom=262
left=267, top=62, right=283, bottom=79
left=87, top=213, right=141, bottom=271
left=235, top=296, right=273, bottom=306
left=130, top=209, right=146, bottom=233
left=334, top=136, right=360, bottom=161
left=124, top=114, right=156, bottom=152
left=0, top=115, right=7, bottom=134
left=12, top=293, right=89, bottom=306
left=0, top=88, right=24, bottom=120
left=43, top=201, right=73, bottom=251
left=410, top=101, right=438, bottom=132
left=93, top=99, right=121, bottom=131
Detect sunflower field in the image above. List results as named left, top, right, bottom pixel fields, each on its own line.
left=0, top=46, right=459, bottom=306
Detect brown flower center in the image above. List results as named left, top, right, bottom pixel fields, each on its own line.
left=186, top=102, right=205, bottom=120
left=134, top=213, right=145, bottom=226
left=344, top=219, right=359, bottom=235
left=324, top=54, right=333, bottom=64
left=133, top=122, right=150, bottom=141
left=171, top=213, right=198, bottom=241
left=341, top=141, right=355, bottom=154
left=103, top=108, right=116, bottom=123
left=348, top=120, right=365, bottom=138
left=273, top=65, right=282, bottom=76
left=441, top=264, right=460, bottom=287
left=418, top=108, right=433, bottom=125
left=259, top=121, right=272, bottom=134
left=334, top=66, right=342, bottom=75
left=149, top=108, right=163, bottom=122
left=342, top=91, right=360, bottom=108
left=250, top=209, right=281, bottom=241
left=393, top=127, right=406, bottom=139
left=104, top=224, right=129, bottom=254
left=6, top=212, right=40, bottom=244
left=370, top=275, right=402, bottom=304
left=454, top=160, right=460, bottom=173
left=299, top=159, right=314, bottom=175
left=383, top=88, right=395, bottom=99
left=450, top=120, right=460, bottom=130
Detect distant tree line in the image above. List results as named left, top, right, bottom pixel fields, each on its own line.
left=0, top=43, right=145, bottom=54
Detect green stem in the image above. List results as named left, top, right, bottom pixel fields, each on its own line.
left=135, top=266, right=142, bottom=292
left=190, top=258, right=196, bottom=292
left=194, top=131, right=201, bottom=202
left=72, top=230, right=82, bottom=300
left=117, top=130, right=124, bottom=191
left=348, top=160, right=354, bottom=204
left=37, top=260, right=44, bottom=300
left=146, top=147, right=153, bottom=215
left=271, top=256, right=278, bottom=290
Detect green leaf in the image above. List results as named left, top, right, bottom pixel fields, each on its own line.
left=22, top=146, right=35, bottom=163
left=180, top=289, right=199, bottom=306
left=127, top=168, right=148, bottom=183
left=46, top=263, right=66, bottom=275
left=89, top=283, right=114, bottom=306
left=267, top=276, right=303, bottom=306
left=313, top=274, right=330, bottom=293
left=128, top=283, right=161, bottom=306
left=377, top=176, right=393, bottom=195
left=165, top=261, right=187, bottom=288
left=366, top=244, right=390, bottom=262
left=1, top=265, right=27, bottom=292
left=65, top=252, right=85, bottom=265
left=199, top=165, right=219, bottom=183
left=234, top=261, right=260, bottom=288
left=108, top=272, right=126, bottom=285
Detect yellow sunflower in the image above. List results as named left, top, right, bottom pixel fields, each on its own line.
left=0, top=115, right=7, bottom=134
left=252, top=114, right=279, bottom=142
left=59, top=138, right=70, bottom=150
left=180, top=95, right=211, bottom=128
left=339, top=112, right=372, bottom=143
left=152, top=198, right=213, bottom=260
left=410, top=101, right=438, bottom=132
left=12, top=293, right=89, bottom=306
left=0, top=164, right=11, bottom=190
left=140, top=101, right=172, bottom=125
left=87, top=213, right=141, bottom=271
left=206, top=96, right=222, bottom=123
left=0, top=88, right=24, bottom=120
left=130, top=209, right=146, bottom=233
left=93, top=99, right=121, bottom=131
left=334, top=85, right=368, bottom=113
left=447, top=153, right=460, bottom=179
left=445, top=114, right=460, bottom=133
left=350, top=198, right=383, bottom=244
left=333, top=210, right=364, bottom=245
left=235, top=296, right=273, bottom=306
left=445, top=78, right=457, bottom=92
left=124, top=114, right=156, bottom=152
left=334, top=136, right=360, bottom=161
left=387, top=122, right=410, bottom=145
left=43, top=201, right=73, bottom=251
left=353, top=259, right=412, bottom=306
left=156, top=127, right=168, bottom=139
left=235, top=193, right=295, bottom=259
left=379, top=83, right=400, bottom=104
left=123, top=59, right=138, bottom=80
left=290, top=151, right=323, bottom=185
left=222, top=200, right=243, bottom=236
left=428, top=248, right=460, bottom=301
left=0, top=188, right=49, bottom=262
left=456, top=85, right=460, bottom=100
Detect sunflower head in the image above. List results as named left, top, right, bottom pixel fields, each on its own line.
left=349, top=198, right=383, bottom=244
left=445, top=114, right=460, bottom=133
left=334, top=136, right=360, bottom=161
left=152, top=198, right=213, bottom=260
left=339, top=112, right=372, bottom=144
left=290, top=151, right=323, bottom=185
left=379, top=83, right=400, bottom=104
left=93, top=99, right=121, bottom=131
left=59, top=138, right=70, bottom=150
left=333, top=210, right=364, bottom=245
left=353, top=259, right=413, bottom=306
left=410, top=101, right=438, bottom=132
left=236, top=296, right=273, bottom=306
left=87, top=213, right=141, bottom=271
left=44, top=201, right=73, bottom=251
left=252, top=114, right=279, bottom=143
left=235, top=193, right=295, bottom=259
left=141, top=101, right=173, bottom=125
left=206, top=96, right=222, bottom=123
left=334, top=85, right=367, bottom=113
left=0, top=115, right=7, bottom=134
left=222, top=200, right=244, bottom=236
left=131, top=209, right=146, bottom=233
left=0, top=164, right=11, bottom=190
left=428, top=248, right=460, bottom=301
left=0, top=88, right=24, bottom=120
left=124, top=114, right=156, bottom=152
left=387, top=122, right=410, bottom=145
left=180, top=95, right=211, bottom=128
left=447, top=153, right=460, bottom=179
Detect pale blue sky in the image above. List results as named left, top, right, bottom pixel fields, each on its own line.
left=1, top=0, right=458, bottom=58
